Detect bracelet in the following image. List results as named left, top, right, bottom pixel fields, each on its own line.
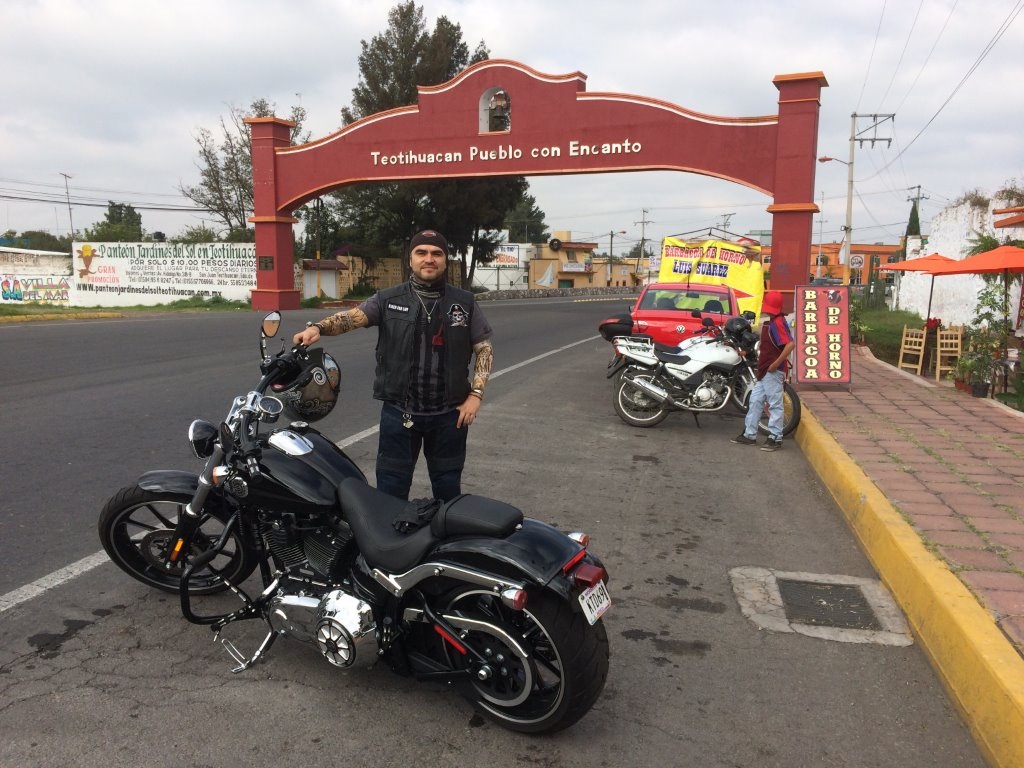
left=468, top=390, right=483, bottom=401
left=305, top=321, right=325, bottom=333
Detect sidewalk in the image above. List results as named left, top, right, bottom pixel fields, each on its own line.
left=797, top=346, right=1024, bottom=768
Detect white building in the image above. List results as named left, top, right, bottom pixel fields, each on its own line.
left=894, top=197, right=1023, bottom=332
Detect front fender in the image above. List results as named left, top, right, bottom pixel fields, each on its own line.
left=137, top=470, right=201, bottom=496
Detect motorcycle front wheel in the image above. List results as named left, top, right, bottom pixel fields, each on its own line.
left=732, top=376, right=802, bottom=437
left=98, top=485, right=257, bottom=594
left=613, top=370, right=670, bottom=427
left=441, top=588, right=609, bottom=734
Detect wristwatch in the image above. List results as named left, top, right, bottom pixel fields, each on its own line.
left=305, top=321, right=325, bottom=332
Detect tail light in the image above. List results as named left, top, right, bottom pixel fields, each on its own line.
left=570, top=563, right=607, bottom=590
left=562, top=531, right=606, bottom=588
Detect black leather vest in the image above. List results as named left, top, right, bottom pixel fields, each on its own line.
left=372, top=282, right=476, bottom=407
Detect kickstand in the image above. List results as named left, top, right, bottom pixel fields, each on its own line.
left=692, top=412, right=701, bottom=428
left=215, top=622, right=278, bottom=673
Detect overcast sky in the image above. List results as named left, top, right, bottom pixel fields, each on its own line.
left=3, top=0, right=1022, bottom=255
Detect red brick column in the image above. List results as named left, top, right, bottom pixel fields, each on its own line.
left=769, top=72, right=828, bottom=313
left=246, top=117, right=300, bottom=311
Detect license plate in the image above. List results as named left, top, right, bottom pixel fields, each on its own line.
left=579, top=580, right=611, bottom=625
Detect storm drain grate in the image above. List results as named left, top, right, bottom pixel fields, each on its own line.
left=729, top=567, right=912, bottom=646
left=775, top=578, right=883, bottom=631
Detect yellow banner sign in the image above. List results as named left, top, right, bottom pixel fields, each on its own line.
left=657, top=238, right=765, bottom=316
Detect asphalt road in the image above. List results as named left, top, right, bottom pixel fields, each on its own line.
left=0, top=299, right=984, bottom=767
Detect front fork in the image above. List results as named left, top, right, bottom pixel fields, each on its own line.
left=166, top=445, right=225, bottom=567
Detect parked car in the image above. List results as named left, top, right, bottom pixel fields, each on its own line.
left=599, top=282, right=740, bottom=346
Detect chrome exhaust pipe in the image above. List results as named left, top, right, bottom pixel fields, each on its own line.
left=629, top=375, right=671, bottom=404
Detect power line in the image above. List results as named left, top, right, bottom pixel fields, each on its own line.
left=861, top=0, right=1024, bottom=181
left=0, top=191, right=209, bottom=213
left=856, top=0, right=889, bottom=112
left=893, top=0, right=959, bottom=112
left=878, top=0, right=925, bottom=109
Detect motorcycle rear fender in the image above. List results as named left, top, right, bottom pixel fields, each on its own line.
left=137, top=469, right=201, bottom=496
left=428, top=518, right=607, bottom=602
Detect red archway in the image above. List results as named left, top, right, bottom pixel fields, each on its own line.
left=246, top=59, right=827, bottom=310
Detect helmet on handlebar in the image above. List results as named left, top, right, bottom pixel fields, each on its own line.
left=272, top=348, right=341, bottom=422
left=724, top=316, right=752, bottom=337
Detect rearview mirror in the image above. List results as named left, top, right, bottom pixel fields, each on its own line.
left=262, top=312, right=282, bottom=339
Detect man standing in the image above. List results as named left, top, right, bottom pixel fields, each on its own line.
left=294, top=230, right=493, bottom=501
left=730, top=290, right=794, bottom=451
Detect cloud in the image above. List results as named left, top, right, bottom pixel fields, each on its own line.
left=3, top=0, right=1022, bottom=245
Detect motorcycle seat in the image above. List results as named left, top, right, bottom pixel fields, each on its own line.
left=653, top=342, right=690, bottom=364
left=430, top=494, right=523, bottom=539
left=337, top=478, right=523, bottom=574
left=339, top=478, right=440, bottom=572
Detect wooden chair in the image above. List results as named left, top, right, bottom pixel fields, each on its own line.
left=897, top=325, right=927, bottom=376
left=935, top=325, right=963, bottom=382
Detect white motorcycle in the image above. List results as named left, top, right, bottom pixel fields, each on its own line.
left=607, top=315, right=801, bottom=433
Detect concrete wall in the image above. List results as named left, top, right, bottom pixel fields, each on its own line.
left=894, top=198, right=1023, bottom=331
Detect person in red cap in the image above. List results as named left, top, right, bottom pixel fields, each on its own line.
left=731, top=290, right=794, bottom=451
left=294, top=229, right=493, bottom=500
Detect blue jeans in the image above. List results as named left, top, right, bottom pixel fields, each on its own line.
left=743, top=370, right=785, bottom=440
left=376, top=404, right=468, bottom=502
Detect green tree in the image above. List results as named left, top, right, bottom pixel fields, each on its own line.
left=179, top=98, right=308, bottom=237
left=2, top=229, right=70, bottom=252
left=172, top=224, right=223, bottom=244
left=84, top=202, right=144, bottom=241
left=333, top=2, right=528, bottom=287
left=623, top=240, right=656, bottom=264
left=906, top=200, right=920, bottom=237
left=504, top=195, right=550, bottom=243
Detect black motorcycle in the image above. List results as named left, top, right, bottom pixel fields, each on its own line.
left=98, top=312, right=610, bottom=734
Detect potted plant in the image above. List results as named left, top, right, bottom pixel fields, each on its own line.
left=849, top=299, right=870, bottom=345
left=949, top=357, right=974, bottom=392
left=961, top=284, right=1011, bottom=398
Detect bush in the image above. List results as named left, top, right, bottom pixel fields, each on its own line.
left=860, top=306, right=925, bottom=365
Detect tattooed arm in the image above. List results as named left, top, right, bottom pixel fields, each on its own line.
left=292, top=308, right=370, bottom=346
left=457, top=339, right=494, bottom=428
left=470, top=339, right=493, bottom=393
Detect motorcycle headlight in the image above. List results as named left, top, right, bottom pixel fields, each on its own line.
left=188, top=419, right=219, bottom=459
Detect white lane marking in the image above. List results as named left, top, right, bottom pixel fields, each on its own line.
left=0, top=551, right=111, bottom=614
left=0, top=334, right=601, bottom=614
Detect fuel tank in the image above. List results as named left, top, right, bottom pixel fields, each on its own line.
left=248, top=423, right=367, bottom=517
left=669, top=336, right=742, bottom=378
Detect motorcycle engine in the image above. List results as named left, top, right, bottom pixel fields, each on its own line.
left=260, top=513, right=377, bottom=668
left=261, top=513, right=352, bottom=580
left=693, top=372, right=730, bottom=409
left=267, top=589, right=379, bottom=668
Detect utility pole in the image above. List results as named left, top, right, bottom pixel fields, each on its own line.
left=816, top=192, right=827, bottom=279
left=719, top=212, right=735, bottom=232
left=59, top=172, right=74, bottom=239
left=906, top=185, right=929, bottom=218
left=821, top=113, right=894, bottom=282
left=634, top=208, right=654, bottom=282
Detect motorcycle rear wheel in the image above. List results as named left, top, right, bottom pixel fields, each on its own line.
left=98, top=485, right=257, bottom=595
left=441, top=588, right=609, bottom=734
left=613, top=370, right=670, bottom=427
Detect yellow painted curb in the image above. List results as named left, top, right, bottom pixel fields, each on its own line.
left=797, top=405, right=1024, bottom=768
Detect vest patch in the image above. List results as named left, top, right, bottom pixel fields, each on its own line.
left=387, top=302, right=410, bottom=313
left=447, top=303, right=469, bottom=327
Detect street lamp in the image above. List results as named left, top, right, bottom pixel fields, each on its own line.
left=818, top=148, right=854, bottom=282
left=608, top=229, right=626, bottom=258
